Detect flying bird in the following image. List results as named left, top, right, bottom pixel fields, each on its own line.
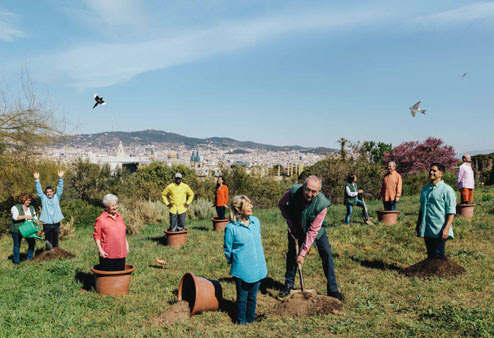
left=410, top=101, right=426, bottom=117
left=461, top=72, right=468, bottom=80
left=93, top=94, right=106, bottom=109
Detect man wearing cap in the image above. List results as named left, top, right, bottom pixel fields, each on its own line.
left=34, top=170, right=65, bottom=249
left=162, top=173, right=195, bottom=231
left=457, top=154, right=475, bottom=204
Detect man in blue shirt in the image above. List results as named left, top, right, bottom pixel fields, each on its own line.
left=34, top=170, right=65, bottom=249
left=416, top=163, right=456, bottom=259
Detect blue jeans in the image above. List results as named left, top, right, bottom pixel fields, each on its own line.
left=285, top=231, right=338, bottom=294
left=169, top=212, right=186, bottom=231
left=235, top=277, right=261, bottom=324
left=345, top=200, right=368, bottom=224
left=383, top=201, right=397, bottom=211
left=12, top=233, right=35, bottom=264
left=424, top=237, right=447, bottom=259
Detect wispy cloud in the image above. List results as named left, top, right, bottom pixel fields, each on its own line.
left=64, top=0, right=150, bottom=31
left=412, top=2, right=494, bottom=26
left=0, top=9, right=26, bottom=42
left=34, top=6, right=391, bottom=88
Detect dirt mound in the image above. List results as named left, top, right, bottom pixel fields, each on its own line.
left=402, top=257, right=466, bottom=278
left=274, top=292, right=343, bottom=318
left=150, top=301, right=190, bottom=326
left=32, top=248, right=76, bottom=262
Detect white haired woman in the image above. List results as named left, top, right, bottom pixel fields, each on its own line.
left=223, top=195, right=267, bottom=324
left=93, top=194, right=129, bottom=271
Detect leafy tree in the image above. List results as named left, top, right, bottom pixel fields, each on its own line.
left=361, top=141, right=392, bottom=164
left=64, top=158, right=113, bottom=204
left=384, top=137, right=457, bottom=176
left=0, top=72, right=63, bottom=201
left=301, top=155, right=383, bottom=204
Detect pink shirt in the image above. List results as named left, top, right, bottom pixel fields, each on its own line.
left=457, top=163, right=474, bottom=189
left=278, top=191, right=328, bottom=257
left=93, top=211, right=128, bottom=259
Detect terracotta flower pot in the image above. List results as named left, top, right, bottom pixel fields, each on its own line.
left=456, top=204, right=475, bottom=218
left=211, top=218, right=229, bottom=231
left=377, top=210, right=400, bottom=225
left=178, top=272, right=222, bottom=315
left=91, top=263, right=135, bottom=296
left=164, top=229, right=188, bottom=248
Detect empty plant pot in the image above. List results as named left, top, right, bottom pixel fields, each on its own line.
left=211, top=218, right=229, bottom=231
left=456, top=204, right=475, bottom=218
left=164, top=229, right=188, bottom=248
left=178, top=272, right=222, bottom=315
left=377, top=210, right=400, bottom=225
left=91, top=263, right=135, bottom=296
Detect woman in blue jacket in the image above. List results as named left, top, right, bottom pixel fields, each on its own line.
left=223, top=195, right=267, bottom=325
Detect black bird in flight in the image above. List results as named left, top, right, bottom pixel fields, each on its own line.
left=93, top=94, right=106, bottom=109
left=461, top=72, right=468, bottom=80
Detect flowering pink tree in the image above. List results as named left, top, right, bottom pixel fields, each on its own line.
left=383, top=137, right=457, bottom=176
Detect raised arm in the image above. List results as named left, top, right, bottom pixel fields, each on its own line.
left=34, top=171, right=44, bottom=197
left=56, top=171, right=64, bottom=199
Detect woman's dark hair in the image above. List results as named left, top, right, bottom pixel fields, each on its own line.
left=346, top=174, right=356, bottom=183
left=18, top=193, right=33, bottom=204
left=216, top=176, right=226, bottom=189
left=430, top=163, right=445, bottom=173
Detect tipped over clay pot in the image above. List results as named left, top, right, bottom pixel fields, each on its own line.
left=211, top=218, right=229, bottom=231
left=456, top=204, right=475, bottom=218
left=178, top=272, right=222, bottom=315
left=91, top=263, right=135, bottom=296
left=164, top=229, right=188, bottom=248
left=377, top=210, right=399, bottom=225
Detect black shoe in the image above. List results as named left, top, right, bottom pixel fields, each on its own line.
left=279, top=286, right=292, bottom=298
left=328, top=291, right=344, bottom=302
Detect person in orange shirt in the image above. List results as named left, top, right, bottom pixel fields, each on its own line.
left=215, top=176, right=229, bottom=220
left=380, top=161, right=403, bottom=211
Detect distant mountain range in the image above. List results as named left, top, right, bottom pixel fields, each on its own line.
left=457, top=150, right=494, bottom=157
left=65, top=129, right=337, bottom=154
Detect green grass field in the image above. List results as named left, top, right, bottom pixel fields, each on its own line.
left=1, top=188, right=493, bottom=337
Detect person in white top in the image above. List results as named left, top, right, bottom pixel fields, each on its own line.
left=9, top=193, right=38, bottom=264
left=457, top=154, right=475, bottom=204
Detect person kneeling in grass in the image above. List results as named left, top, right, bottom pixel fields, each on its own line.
left=416, top=163, right=456, bottom=259
left=224, top=195, right=267, bottom=325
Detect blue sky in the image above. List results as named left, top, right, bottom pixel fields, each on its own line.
left=1, top=0, right=493, bottom=153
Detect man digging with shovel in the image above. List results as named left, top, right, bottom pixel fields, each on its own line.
left=278, top=175, right=344, bottom=301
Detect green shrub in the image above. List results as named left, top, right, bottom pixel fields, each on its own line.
left=402, top=171, right=457, bottom=196
left=187, top=198, right=216, bottom=220
left=60, top=199, right=102, bottom=228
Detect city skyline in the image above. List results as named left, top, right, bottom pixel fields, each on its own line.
left=1, top=1, right=494, bottom=153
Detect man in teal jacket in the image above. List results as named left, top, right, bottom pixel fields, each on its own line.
left=278, top=175, right=343, bottom=301
left=34, top=170, right=65, bottom=249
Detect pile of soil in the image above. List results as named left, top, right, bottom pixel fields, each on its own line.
left=401, top=257, right=466, bottom=278
left=32, top=248, right=76, bottom=262
left=150, top=301, right=190, bottom=326
left=274, top=292, right=343, bottom=318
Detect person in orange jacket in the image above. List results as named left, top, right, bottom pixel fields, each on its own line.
left=214, top=176, right=229, bottom=220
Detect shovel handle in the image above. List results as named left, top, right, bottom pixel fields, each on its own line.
left=290, top=231, right=306, bottom=293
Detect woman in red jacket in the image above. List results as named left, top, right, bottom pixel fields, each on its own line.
left=93, top=194, right=129, bottom=271
left=215, top=176, right=229, bottom=220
